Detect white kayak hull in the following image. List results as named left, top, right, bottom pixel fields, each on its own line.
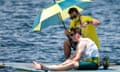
left=0, top=62, right=120, bottom=72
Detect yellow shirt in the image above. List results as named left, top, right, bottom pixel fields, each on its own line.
left=70, top=16, right=100, bottom=50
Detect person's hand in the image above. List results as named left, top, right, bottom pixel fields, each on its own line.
left=93, top=19, right=100, bottom=26
left=81, top=22, right=87, bottom=27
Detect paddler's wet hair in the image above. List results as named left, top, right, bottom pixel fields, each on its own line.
left=71, top=28, right=82, bottom=35
left=68, top=7, right=79, bottom=14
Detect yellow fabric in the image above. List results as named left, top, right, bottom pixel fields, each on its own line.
left=70, top=16, right=100, bottom=49
left=33, top=5, right=83, bottom=31
left=86, top=57, right=100, bottom=65
left=40, top=4, right=62, bottom=22
left=33, top=22, right=41, bottom=31
left=33, top=4, right=62, bottom=31
left=33, top=0, right=94, bottom=31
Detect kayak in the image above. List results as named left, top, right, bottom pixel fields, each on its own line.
left=0, top=62, right=120, bottom=72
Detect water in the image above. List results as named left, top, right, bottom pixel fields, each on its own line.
left=0, top=0, right=120, bottom=72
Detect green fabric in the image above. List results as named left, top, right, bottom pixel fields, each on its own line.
left=78, top=62, right=98, bottom=70
left=77, top=57, right=100, bottom=70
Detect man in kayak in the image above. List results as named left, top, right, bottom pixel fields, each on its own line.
left=33, top=29, right=100, bottom=71
left=64, top=7, right=100, bottom=59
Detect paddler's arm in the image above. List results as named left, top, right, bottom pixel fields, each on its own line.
left=64, top=30, right=72, bottom=39
left=69, top=41, right=86, bottom=61
left=85, top=16, right=100, bottom=26
left=92, top=19, right=100, bottom=26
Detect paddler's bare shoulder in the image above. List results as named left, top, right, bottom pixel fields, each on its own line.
left=80, top=38, right=93, bottom=45
left=80, top=37, right=90, bottom=41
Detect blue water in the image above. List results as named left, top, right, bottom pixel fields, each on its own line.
left=0, top=0, right=120, bottom=72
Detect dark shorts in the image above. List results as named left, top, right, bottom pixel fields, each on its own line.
left=77, top=62, right=98, bottom=70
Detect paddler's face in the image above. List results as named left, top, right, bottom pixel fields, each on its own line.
left=71, top=33, right=80, bottom=42
left=69, top=11, right=79, bottom=20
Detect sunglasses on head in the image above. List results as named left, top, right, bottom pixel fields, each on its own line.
left=70, top=32, right=76, bottom=36
left=70, top=15, right=77, bottom=20
left=70, top=33, right=74, bottom=36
